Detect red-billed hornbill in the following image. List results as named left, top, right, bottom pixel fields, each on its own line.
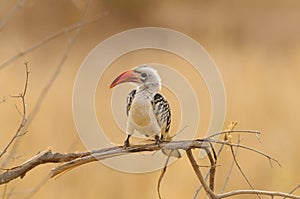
left=110, top=66, right=181, bottom=158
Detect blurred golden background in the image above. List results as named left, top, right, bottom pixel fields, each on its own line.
left=1, top=0, right=300, bottom=198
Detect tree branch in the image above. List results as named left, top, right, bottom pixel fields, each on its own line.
left=186, top=148, right=300, bottom=199
left=201, top=139, right=281, bottom=167
left=0, top=0, right=25, bottom=31
left=217, top=189, right=300, bottom=199
left=50, top=141, right=206, bottom=178
left=1, top=0, right=95, bottom=169
left=229, top=141, right=261, bottom=199
left=157, top=152, right=172, bottom=199
left=0, top=11, right=109, bottom=70
left=186, top=148, right=217, bottom=199
left=0, top=149, right=90, bottom=184
left=0, top=140, right=206, bottom=184
left=0, top=62, right=29, bottom=159
left=221, top=136, right=240, bottom=193
left=0, top=138, right=298, bottom=199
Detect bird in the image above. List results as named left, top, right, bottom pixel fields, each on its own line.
left=110, top=65, right=181, bottom=158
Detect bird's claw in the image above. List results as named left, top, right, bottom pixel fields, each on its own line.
left=123, top=140, right=130, bottom=148
left=123, top=135, right=131, bottom=148
left=155, top=135, right=163, bottom=146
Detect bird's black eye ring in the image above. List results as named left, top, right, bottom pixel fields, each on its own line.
left=141, top=73, right=147, bottom=78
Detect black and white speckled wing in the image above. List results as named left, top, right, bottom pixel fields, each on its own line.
left=126, top=89, right=136, bottom=116
left=152, top=93, right=171, bottom=140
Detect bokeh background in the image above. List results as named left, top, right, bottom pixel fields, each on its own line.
left=1, top=0, right=300, bottom=198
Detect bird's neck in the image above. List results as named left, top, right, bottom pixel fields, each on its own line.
left=136, top=83, right=160, bottom=98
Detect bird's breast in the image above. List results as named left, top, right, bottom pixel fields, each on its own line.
left=129, top=99, right=153, bottom=127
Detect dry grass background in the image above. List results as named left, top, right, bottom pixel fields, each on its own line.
left=0, top=0, right=300, bottom=198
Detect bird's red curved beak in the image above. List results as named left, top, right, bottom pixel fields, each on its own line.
left=109, top=69, right=141, bottom=89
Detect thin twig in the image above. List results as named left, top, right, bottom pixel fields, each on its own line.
left=203, top=139, right=281, bottom=167
left=0, top=139, right=298, bottom=199
left=0, top=186, right=15, bottom=199
left=206, top=130, right=260, bottom=140
left=221, top=136, right=241, bottom=193
left=283, top=184, right=300, bottom=199
left=0, top=11, right=109, bottom=70
left=204, top=147, right=217, bottom=191
left=2, top=0, right=94, bottom=169
left=157, top=152, right=172, bottom=199
left=11, top=2, right=94, bottom=197
left=0, top=62, right=29, bottom=159
left=2, top=184, right=7, bottom=199
left=193, top=139, right=225, bottom=198
left=186, top=149, right=217, bottom=199
left=23, top=175, right=51, bottom=199
left=229, top=142, right=262, bottom=199
left=0, top=0, right=25, bottom=31
left=193, top=122, right=257, bottom=199
left=217, top=189, right=300, bottom=199
left=6, top=186, right=15, bottom=199
left=187, top=146, right=300, bottom=199
left=20, top=0, right=93, bottom=130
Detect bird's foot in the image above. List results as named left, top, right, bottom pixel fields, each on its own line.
left=123, top=135, right=131, bottom=148
left=155, top=135, right=163, bottom=146
left=123, top=141, right=129, bottom=148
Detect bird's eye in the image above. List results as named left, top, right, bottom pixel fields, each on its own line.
left=141, top=73, right=147, bottom=78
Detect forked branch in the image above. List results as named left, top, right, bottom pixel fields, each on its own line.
left=0, top=135, right=299, bottom=199
left=0, top=62, right=29, bottom=159
left=186, top=148, right=300, bottom=199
